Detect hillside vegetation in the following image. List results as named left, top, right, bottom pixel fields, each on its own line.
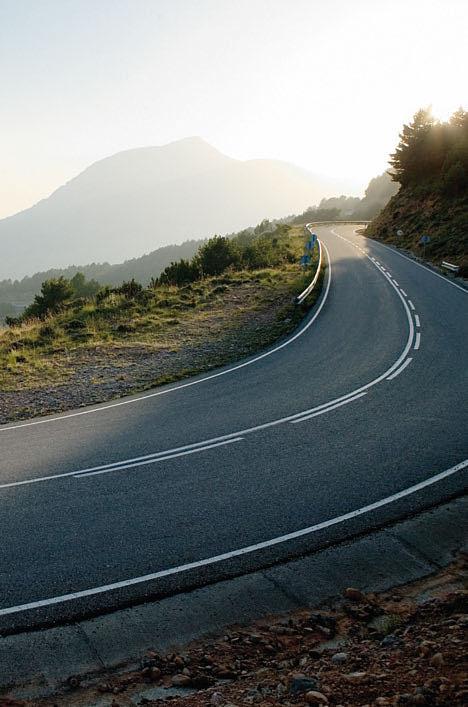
left=0, top=170, right=391, bottom=318
left=293, top=172, right=399, bottom=223
left=0, top=224, right=321, bottom=422
left=366, top=108, right=468, bottom=272
left=0, top=137, right=335, bottom=280
left=0, top=239, right=204, bottom=319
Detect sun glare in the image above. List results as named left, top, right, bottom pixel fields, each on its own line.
left=431, top=101, right=461, bottom=123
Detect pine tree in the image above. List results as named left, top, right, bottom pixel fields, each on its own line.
left=389, top=108, right=434, bottom=185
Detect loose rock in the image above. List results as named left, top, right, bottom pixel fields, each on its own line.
left=305, top=689, right=329, bottom=704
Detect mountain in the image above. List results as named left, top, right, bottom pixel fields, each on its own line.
left=0, top=137, right=334, bottom=280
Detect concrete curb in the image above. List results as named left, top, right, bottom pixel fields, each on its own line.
left=1, top=495, right=466, bottom=701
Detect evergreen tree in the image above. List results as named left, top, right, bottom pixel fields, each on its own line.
left=389, top=107, right=434, bottom=185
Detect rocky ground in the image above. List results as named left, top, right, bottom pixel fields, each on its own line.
left=2, top=557, right=466, bottom=707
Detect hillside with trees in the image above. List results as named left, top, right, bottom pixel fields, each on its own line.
left=0, top=170, right=393, bottom=321
left=0, top=239, right=204, bottom=319
left=366, top=108, right=468, bottom=271
left=291, top=172, right=399, bottom=224
left=0, top=223, right=321, bottom=422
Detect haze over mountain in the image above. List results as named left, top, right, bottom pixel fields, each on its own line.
left=0, top=137, right=338, bottom=280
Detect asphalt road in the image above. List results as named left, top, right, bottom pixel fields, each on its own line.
left=1, top=225, right=467, bottom=632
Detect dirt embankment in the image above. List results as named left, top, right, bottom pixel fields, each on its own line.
left=4, top=557, right=465, bottom=707
left=365, top=188, right=468, bottom=273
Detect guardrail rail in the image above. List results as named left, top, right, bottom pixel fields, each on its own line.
left=295, top=224, right=323, bottom=305
left=441, top=261, right=460, bottom=274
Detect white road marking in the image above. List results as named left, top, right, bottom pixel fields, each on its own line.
left=408, top=300, right=415, bottom=311
left=1, top=243, right=332, bottom=434
left=372, top=240, right=468, bottom=294
left=392, top=279, right=399, bottom=287
left=0, top=458, right=465, bottom=617
left=0, top=438, right=243, bottom=490
left=291, top=393, right=367, bottom=424
left=414, top=333, right=421, bottom=350
left=73, top=438, right=244, bottom=479
left=387, top=357, right=413, bottom=380
left=400, top=289, right=408, bottom=297
left=415, top=314, right=420, bottom=327
left=0, top=231, right=415, bottom=491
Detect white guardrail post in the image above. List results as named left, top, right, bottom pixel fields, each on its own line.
left=295, top=223, right=323, bottom=305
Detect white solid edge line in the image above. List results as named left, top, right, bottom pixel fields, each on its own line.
left=387, top=357, right=413, bottom=380
left=1, top=458, right=466, bottom=617
left=0, top=241, right=330, bottom=433
left=371, top=239, right=468, bottom=294
left=290, top=392, right=367, bottom=423
left=73, top=438, right=243, bottom=478
left=414, top=333, right=421, bottom=350
left=0, top=235, right=415, bottom=491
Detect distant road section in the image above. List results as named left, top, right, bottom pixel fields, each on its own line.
left=0, top=225, right=466, bottom=632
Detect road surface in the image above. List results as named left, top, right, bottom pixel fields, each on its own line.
left=1, top=225, right=467, bottom=632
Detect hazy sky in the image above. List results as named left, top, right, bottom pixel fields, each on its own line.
left=1, top=0, right=467, bottom=219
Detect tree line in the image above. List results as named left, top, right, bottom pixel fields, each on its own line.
left=389, top=107, right=467, bottom=192
left=292, top=172, right=399, bottom=224
left=5, top=223, right=295, bottom=325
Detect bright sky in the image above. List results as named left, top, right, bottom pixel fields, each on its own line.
left=1, top=0, right=467, bottom=219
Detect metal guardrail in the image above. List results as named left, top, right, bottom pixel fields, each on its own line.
left=295, top=228, right=323, bottom=305
left=298, top=220, right=371, bottom=226
left=441, top=261, right=460, bottom=273
left=294, top=221, right=368, bottom=305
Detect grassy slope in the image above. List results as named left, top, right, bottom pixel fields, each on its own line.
left=365, top=186, right=468, bottom=271
left=0, top=225, right=323, bottom=421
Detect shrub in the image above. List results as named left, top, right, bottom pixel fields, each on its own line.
left=5, top=316, right=21, bottom=327
left=115, top=279, right=144, bottom=299
left=69, top=272, right=100, bottom=298
left=96, top=286, right=112, bottom=303
left=64, top=319, right=87, bottom=331
left=158, top=259, right=200, bottom=285
left=196, top=236, right=240, bottom=276
left=116, top=322, right=136, bottom=333
left=23, top=277, right=73, bottom=319
left=38, top=323, right=58, bottom=340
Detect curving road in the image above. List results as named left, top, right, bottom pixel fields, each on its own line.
left=1, top=225, right=467, bottom=633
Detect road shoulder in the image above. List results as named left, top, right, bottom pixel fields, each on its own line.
left=1, top=495, right=466, bottom=702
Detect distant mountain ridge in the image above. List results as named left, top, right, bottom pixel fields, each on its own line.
left=0, top=239, right=205, bottom=313
left=0, top=137, right=335, bottom=280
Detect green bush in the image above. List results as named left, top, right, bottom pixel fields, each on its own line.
left=23, top=277, right=73, bottom=319
left=38, top=323, right=58, bottom=340
left=64, top=319, right=87, bottom=331
left=158, top=259, right=200, bottom=285
left=115, top=279, right=144, bottom=299
left=196, top=236, right=240, bottom=276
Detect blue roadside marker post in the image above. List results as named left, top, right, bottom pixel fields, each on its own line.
left=301, top=229, right=317, bottom=270
left=419, top=234, right=430, bottom=260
